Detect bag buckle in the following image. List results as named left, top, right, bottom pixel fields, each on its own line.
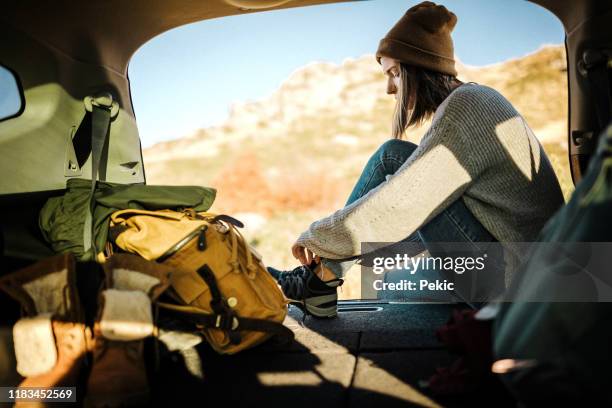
left=214, top=314, right=239, bottom=331
left=84, top=92, right=120, bottom=119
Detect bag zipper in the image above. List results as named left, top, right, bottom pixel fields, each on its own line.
left=157, top=224, right=208, bottom=263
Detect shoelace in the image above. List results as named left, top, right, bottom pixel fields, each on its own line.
left=276, top=266, right=310, bottom=300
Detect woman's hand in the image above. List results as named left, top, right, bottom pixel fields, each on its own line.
left=291, top=243, right=320, bottom=266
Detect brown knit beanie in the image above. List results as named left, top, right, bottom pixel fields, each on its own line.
left=376, top=1, right=458, bottom=76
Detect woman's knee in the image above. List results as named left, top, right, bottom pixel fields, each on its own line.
left=375, top=139, right=418, bottom=162
left=369, top=139, right=419, bottom=172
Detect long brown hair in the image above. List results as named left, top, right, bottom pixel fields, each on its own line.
left=392, top=64, right=461, bottom=139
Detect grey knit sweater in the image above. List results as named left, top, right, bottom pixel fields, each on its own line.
left=296, top=83, right=565, bottom=283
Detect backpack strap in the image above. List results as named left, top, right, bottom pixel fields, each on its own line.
left=81, top=93, right=118, bottom=259
left=156, top=302, right=295, bottom=344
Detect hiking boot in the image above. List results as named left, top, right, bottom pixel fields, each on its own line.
left=267, top=264, right=342, bottom=318
left=85, top=324, right=149, bottom=408
left=0, top=254, right=91, bottom=403
left=85, top=254, right=172, bottom=407
left=0, top=253, right=81, bottom=321
left=16, top=320, right=92, bottom=394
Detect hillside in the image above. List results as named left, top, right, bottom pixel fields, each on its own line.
left=142, top=45, right=570, bottom=298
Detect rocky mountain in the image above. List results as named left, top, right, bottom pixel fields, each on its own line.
left=144, top=45, right=568, bottom=198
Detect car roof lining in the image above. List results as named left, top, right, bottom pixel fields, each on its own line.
left=2, top=0, right=352, bottom=77
left=529, top=0, right=612, bottom=36
left=6, top=0, right=610, bottom=186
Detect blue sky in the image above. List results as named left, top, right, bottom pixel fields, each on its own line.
left=129, top=0, right=564, bottom=147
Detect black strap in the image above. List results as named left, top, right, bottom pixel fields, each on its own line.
left=196, top=264, right=242, bottom=344
left=159, top=306, right=295, bottom=343
left=196, top=265, right=224, bottom=313
left=83, top=104, right=112, bottom=257
left=211, top=214, right=244, bottom=228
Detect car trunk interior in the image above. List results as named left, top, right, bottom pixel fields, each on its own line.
left=150, top=302, right=515, bottom=407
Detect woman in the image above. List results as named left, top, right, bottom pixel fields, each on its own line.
left=268, top=1, right=564, bottom=317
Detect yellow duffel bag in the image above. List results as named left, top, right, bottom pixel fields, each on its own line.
left=109, top=209, right=292, bottom=354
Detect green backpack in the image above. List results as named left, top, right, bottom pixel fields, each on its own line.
left=493, top=124, right=612, bottom=405
left=39, top=179, right=216, bottom=261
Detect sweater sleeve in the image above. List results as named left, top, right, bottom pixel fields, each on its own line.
left=295, top=115, right=488, bottom=259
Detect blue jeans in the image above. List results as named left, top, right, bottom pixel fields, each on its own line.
left=322, top=139, right=505, bottom=302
